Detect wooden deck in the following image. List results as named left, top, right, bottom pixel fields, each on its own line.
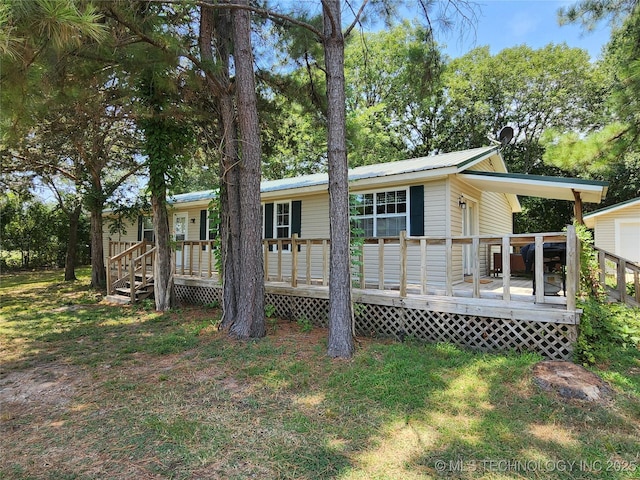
left=108, top=229, right=581, bottom=359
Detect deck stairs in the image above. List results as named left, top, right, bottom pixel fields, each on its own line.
left=106, top=240, right=157, bottom=305
left=105, top=273, right=154, bottom=305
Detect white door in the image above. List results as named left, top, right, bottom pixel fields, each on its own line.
left=174, top=213, right=188, bottom=268
left=462, top=201, right=478, bottom=276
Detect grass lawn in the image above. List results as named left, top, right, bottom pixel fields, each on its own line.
left=1, top=268, right=639, bottom=479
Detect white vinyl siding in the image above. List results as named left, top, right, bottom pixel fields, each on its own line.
left=591, top=203, right=640, bottom=263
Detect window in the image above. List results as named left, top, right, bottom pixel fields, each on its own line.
left=350, top=189, right=407, bottom=237
left=142, top=216, right=154, bottom=242
left=263, top=201, right=302, bottom=252
left=276, top=202, right=290, bottom=239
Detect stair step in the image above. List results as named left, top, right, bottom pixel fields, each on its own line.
left=116, top=286, right=152, bottom=296
left=104, top=294, right=132, bottom=305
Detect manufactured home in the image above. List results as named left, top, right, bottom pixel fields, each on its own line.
left=104, top=146, right=609, bottom=359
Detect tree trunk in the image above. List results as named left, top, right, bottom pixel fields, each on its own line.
left=219, top=91, right=241, bottom=329
left=64, top=204, right=81, bottom=281
left=323, top=0, right=355, bottom=358
left=199, top=5, right=242, bottom=329
left=152, top=191, right=175, bottom=311
left=89, top=207, right=106, bottom=289
left=228, top=0, right=265, bottom=338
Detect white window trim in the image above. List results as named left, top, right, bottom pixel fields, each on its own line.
left=142, top=216, right=154, bottom=242
left=350, top=188, right=410, bottom=237
left=173, top=212, right=188, bottom=242
left=263, top=201, right=292, bottom=252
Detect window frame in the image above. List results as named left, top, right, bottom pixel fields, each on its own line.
left=141, top=215, right=154, bottom=242
left=263, top=201, right=292, bottom=252
left=350, top=188, right=409, bottom=238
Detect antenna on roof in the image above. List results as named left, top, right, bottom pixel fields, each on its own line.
left=488, top=126, right=515, bottom=147
left=498, top=126, right=514, bottom=146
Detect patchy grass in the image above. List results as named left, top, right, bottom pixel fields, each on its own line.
left=1, top=268, right=639, bottom=479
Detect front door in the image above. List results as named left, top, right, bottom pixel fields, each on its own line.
left=174, top=213, right=188, bottom=268
left=462, top=200, right=478, bottom=276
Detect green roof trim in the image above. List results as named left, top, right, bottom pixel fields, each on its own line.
left=584, top=196, right=640, bottom=218
left=456, top=146, right=500, bottom=168
left=462, top=170, right=609, bottom=187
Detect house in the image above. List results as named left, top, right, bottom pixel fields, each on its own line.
left=584, top=197, right=640, bottom=264
left=104, top=146, right=610, bottom=359
left=105, top=145, right=607, bottom=284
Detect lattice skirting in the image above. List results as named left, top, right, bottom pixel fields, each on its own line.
left=175, top=284, right=222, bottom=306
left=175, top=284, right=576, bottom=360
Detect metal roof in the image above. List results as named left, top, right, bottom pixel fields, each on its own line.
left=166, top=146, right=500, bottom=203
left=262, top=146, right=499, bottom=193
left=168, top=189, right=217, bottom=205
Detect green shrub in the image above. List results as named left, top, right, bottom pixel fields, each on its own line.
left=575, top=298, right=640, bottom=365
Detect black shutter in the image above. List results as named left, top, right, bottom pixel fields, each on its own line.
left=200, top=209, right=207, bottom=250
left=264, top=203, right=274, bottom=238
left=291, top=201, right=302, bottom=236
left=200, top=209, right=207, bottom=240
left=291, top=200, right=302, bottom=251
left=264, top=203, right=274, bottom=251
left=137, top=216, right=143, bottom=241
left=409, top=185, right=424, bottom=236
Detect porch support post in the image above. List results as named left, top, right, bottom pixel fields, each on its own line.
left=572, top=189, right=584, bottom=225
left=566, top=225, right=578, bottom=311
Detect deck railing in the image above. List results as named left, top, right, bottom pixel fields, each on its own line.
left=106, top=240, right=155, bottom=301
left=108, top=226, right=580, bottom=309
left=595, top=247, right=640, bottom=307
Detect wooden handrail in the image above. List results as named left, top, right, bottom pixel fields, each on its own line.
left=260, top=230, right=575, bottom=309
left=109, top=240, right=148, bottom=263
left=594, top=246, right=640, bottom=307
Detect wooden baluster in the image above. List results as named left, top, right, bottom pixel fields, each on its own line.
left=291, top=234, right=298, bottom=288
left=306, top=240, right=311, bottom=285
left=420, top=238, right=427, bottom=295
left=534, top=236, right=544, bottom=304
left=501, top=236, right=511, bottom=301
left=322, top=240, right=328, bottom=286
left=472, top=236, right=480, bottom=298
left=445, top=238, right=453, bottom=296
left=399, top=231, right=407, bottom=297
left=377, top=239, right=384, bottom=290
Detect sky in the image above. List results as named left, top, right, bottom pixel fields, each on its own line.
left=437, top=0, right=612, bottom=60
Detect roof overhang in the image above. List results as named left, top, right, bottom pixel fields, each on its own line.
left=583, top=197, right=640, bottom=228
left=458, top=171, right=608, bottom=204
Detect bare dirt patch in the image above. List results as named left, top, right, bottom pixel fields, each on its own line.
left=533, top=360, right=614, bottom=403
left=0, top=362, right=84, bottom=407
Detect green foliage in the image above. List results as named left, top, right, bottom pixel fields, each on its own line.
left=541, top=6, right=640, bottom=212
left=349, top=199, right=365, bottom=288
left=575, top=298, right=640, bottom=364
left=575, top=223, right=606, bottom=300
left=206, top=197, right=223, bottom=275
left=344, top=21, right=445, bottom=163
left=296, top=315, right=313, bottom=333
left=570, top=224, right=640, bottom=365
left=264, top=303, right=276, bottom=319
left=0, top=193, right=89, bottom=270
